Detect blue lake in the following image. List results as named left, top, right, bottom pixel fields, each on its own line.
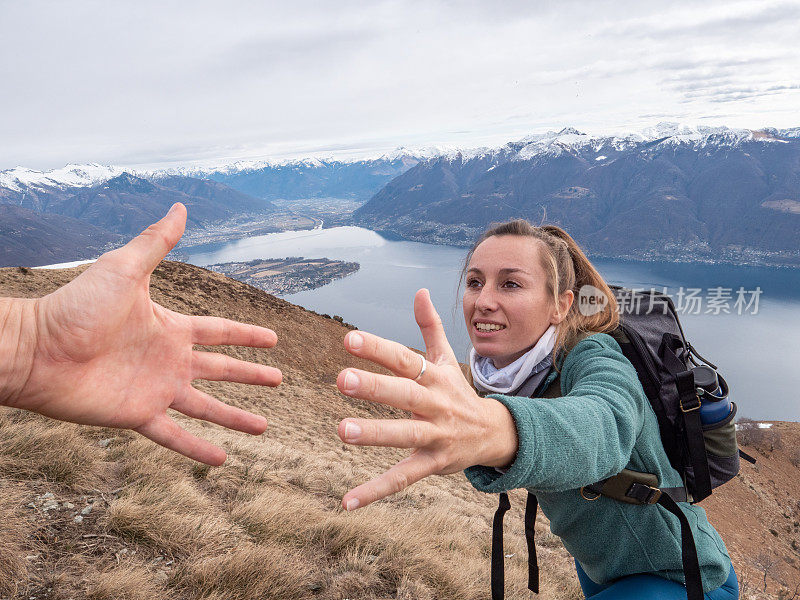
left=183, top=226, right=800, bottom=422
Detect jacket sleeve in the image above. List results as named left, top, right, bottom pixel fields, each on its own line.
left=464, top=333, right=648, bottom=493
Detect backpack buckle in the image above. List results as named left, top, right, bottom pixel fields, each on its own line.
left=579, top=486, right=602, bottom=501
left=626, top=482, right=662, bottom=505
left=680, top=394, right=701, bottom=413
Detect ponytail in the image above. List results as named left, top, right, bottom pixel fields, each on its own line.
left=538, top=225, right=619, bottom=360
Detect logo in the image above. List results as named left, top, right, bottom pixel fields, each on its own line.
left=577, top=285, right=609, bottom=316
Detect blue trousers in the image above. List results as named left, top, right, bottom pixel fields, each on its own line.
left=575, top=559, right=739, bottom=599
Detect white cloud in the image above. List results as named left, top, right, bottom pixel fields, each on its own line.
left=1, top=0, right=798, bottom=170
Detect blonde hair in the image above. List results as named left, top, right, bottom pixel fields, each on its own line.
left=461, top=220, right=618, bottom=366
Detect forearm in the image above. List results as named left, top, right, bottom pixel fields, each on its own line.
left=475, top=395, right=519, bottom=468
left=465, top=337, right=646, bottom=493
left=467, top=391, right=634, bottom=493
left=0, top=297, right=38, bottom=408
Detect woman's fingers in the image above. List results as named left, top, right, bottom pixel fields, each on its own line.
left=191, top=315, right=278, bottom=348
left=344, top=330, right=430, bottom=380
left=134, top=413, right=227, bottom=466
left=342, top=452, right=441, bottom=510
left=192, top=351, right=282, bottom=386
left=337, top=368, right=433, bottom=414
left=342, top=291, right=457, bottom=380
left=414, top=289, right=458, bottom=366
left=171, top=386, right=268, bottom=435
left=338, top=417, right=437, bottom=448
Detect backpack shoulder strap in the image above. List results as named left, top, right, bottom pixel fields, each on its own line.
left=539, top=372, right=561, bottom=399
left=491, top=492, right=539, bottom=600
left=491, top=492, right=511, bottom=600
left=579, top=471, right=702, bottom=600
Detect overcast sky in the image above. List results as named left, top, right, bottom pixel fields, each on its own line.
left=1, top=0, right=799, bottom=171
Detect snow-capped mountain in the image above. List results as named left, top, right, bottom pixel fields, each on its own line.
left=354, top=122, right=800, bottom=266
left=776, top=127, right=800, bottom=139
left=2, top=123, right=795, bottom=197
left=0, top=163, right=127, bottom=193
left=481, top=123, right=792, bottom=165
left=0, top=150, right=431, bottom=203
left=3, top=122, right=799, bottom=267
left=154, top=146, right=448, bottom=179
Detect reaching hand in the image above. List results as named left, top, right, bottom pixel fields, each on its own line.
left=336, top=289, right=518, bottom=510
left=7, top=203, right=280, bottom=465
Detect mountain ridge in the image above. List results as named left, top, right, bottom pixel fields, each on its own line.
left=4, top=123, right=797, bottom=193
left=0, top=173, right=278, bottom=266
left=3, top=122, right=799, bottom=268
left=354, top=125, right=800, bottom=267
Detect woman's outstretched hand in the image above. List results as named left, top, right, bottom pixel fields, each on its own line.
left=336, top=289, right=519, bottom=510
left=1, top=203, right=281, bottom=466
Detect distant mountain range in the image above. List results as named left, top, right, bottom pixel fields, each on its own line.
left=0, top=153, right=422, bottom=266
left=0, top=171, right=275, bottom=229
left=200, top=154, right=423, bottom=201
left=0, top=151, right=428, bottom=203
left=0, top=171, right=281, bottom=266
left=0, top=152, right=426, bottom=266
left=354, top=124, right=800, bottom=267
left=2, top=123, right=799, bottom=267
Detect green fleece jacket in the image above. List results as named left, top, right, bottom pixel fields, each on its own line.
left=464, top=333, right=732, bottom=593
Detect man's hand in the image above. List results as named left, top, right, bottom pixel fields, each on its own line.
left=335, top=289, right=518, bottom=510
left=1, top=203, right=281, bottom=465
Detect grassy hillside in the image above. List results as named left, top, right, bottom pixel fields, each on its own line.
left=0, top=262, right=797, bottom=599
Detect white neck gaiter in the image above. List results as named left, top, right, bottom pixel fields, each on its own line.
left=469, top=325, right=557, bottom=394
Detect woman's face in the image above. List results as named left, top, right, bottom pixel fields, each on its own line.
left=463, top=235, right=564, bottom=368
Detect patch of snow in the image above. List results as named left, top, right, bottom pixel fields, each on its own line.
left=379, top=146, right=449, bottom=162
left=734, top=422, right=774, bottom=430
left=595, top=155, right=607, bottom=161
left=512, top=128, right=647, bottom=161
left=641, top=122, right=752, bottom=148
left=0, top=163, right=127, bottom=192
left=33, top=259, right=97, bottom=269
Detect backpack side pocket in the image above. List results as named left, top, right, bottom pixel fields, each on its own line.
left=702, top=402, right=740, bottom=488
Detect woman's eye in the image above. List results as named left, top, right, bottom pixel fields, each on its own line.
left=466, top=279, right=482, bottom=288
left=502, top=280, right=521, bottom=288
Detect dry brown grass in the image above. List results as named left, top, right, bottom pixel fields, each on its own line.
left=0, top=401, right=581, bottom=599
left=790, top=448, right=800, bottom=469
left=0, top=484, right=30, bottom=596
left=105, top=480, right=242, bottom=554
left=85, top=562, right=167, bottom=600
left=172, top=544, right=318, bottom=600
left=0, top=410, right=106, bottom=487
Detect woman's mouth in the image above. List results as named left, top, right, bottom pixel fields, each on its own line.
left=474, top=322, right=506, bottom=335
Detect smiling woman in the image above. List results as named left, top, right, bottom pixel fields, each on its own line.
left=336, top=220, right=739, bottom=600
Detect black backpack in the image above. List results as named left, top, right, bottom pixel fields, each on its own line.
left=490, top=286, right=753, bottom=600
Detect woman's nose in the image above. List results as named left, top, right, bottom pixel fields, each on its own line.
left=475, top=286, right=498, bottom=311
